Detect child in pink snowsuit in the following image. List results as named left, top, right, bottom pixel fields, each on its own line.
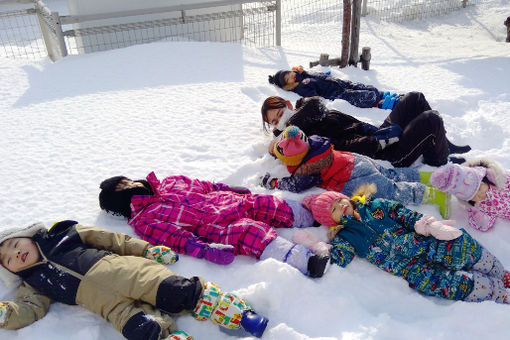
left=99, top=172, right=329, bottom=277
left=430, top=158, right=510, bottom=232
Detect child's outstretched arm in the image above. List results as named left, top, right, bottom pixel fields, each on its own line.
left=329, top=236, right=356, bottom=268
left=259, top=172, right=322, bottom=193
left=0, top=284, right=51, bottom=330
left=467, top=207, right=496, bottom=232
left=379, top=199, right=423, bottom=230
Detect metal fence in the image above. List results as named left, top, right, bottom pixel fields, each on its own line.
left=0, top=0, right=481, bottom=61
left=0, top=1, right=46, bottom=58
left=62, top=1, right=277, bottom=55
left=364, top=0, right=481, bottom=22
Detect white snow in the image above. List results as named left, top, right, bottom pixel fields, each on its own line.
left=1, top=1, right=510, bottom=339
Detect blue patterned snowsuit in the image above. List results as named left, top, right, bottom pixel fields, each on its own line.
left=330, top=198, right=484, bottom=301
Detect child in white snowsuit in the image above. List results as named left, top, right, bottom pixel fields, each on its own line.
left=293, top=185, right=510, bottom=302
left=0, top=221, right=268, bottom=340
left=430, top=158, right=510, bottom=232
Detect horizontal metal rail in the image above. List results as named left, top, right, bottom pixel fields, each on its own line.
left=59, top=0, right=267, bottom=25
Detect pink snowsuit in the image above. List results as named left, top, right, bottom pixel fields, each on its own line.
left=467, top=173, right=510, bottom=231
left=128, top=172, right=295, bottom=257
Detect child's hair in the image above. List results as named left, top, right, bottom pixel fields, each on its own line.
left=261, top=96, right=288, bottom=134
left=99, top=176, right=152, bottom=218
left=267, top=70, right=287, bottom=89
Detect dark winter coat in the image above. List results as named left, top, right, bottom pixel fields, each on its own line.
left=275, top=96, right=381, bottom=157
left=291, top=71, right=381, bottom=108
left=2, top=221, right=202, bottom=338
left=275, top=92, right=450, bottom=167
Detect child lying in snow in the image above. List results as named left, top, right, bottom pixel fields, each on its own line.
left=99, top=172, right=329, bottom=278
left=260, top=125, right=451, bottom=218
left=430, top=158, right=510, bottom=232
left=0, top=221, right=268, bottom=339
left=293, top=184, right=510, bottom=303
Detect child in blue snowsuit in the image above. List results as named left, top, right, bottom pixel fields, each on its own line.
left=298, top=185, right=510, bottom=303
left=268, top=66, right=383, bottom=108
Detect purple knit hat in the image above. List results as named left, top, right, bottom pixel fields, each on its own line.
left=430, top=164, right=486, bottom=201
left=303, top=191, right=349, bottom=227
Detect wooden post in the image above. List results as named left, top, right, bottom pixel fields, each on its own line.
left=505, top=16, right=510, bottom=43
left=349, top=0, right=361, bottom=66
left=340, top=0, right=351, bottom=68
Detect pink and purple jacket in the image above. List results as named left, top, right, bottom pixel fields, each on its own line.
left=128, top=172, right=295, bottom=258
left=467, top=173, right=510, bottom=231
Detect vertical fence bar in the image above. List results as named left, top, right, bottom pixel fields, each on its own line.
left=275, top=0, right=281, bottom=46
left=52, top=12, right=68, bottom=59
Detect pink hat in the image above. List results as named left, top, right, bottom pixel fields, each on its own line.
left=273, top=126, right=309, bottom=166
left=430, top=164, right=486, bottom=201
left=303, top=191, right=349, bottom=227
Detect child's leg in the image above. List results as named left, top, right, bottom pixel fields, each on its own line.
left=79, top=255, right=203, bottom=314
left=248, top=194, right=295, bottom=228
left=216, top=218, right=278, bottom=258
left=470, top=248, right=505, bottom=279
left=342, top=155, right=426, bottom=204
left=380, top=91, right=432, bottom=128
left=464, top=271, right=508, bottom=304
left=260, top=235, right=329, bottom=277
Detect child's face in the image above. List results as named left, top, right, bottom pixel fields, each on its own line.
left=0, top=237, right=40, bottom=273
left=284, top=71, right=297, bottom=85
left=471, top=182, right=489, bottom=202
left=115, top=179, right=146, bottom=191
left=331, top=198, right=354, bottom=224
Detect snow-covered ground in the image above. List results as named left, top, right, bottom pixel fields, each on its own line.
left=1, top=1, right=510, bottom=339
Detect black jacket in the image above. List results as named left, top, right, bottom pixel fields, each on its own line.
left=274, top=97, right=380, bottom=157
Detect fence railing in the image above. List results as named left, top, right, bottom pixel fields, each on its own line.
left=1, top=0, right=481, bottom=61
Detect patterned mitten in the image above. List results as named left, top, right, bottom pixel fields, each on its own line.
left=164, top=330, right=194, bottom=340
left=144, top=246, right=179, bottom=264
left=192, top=282, right=268, bottom=338
left=185, top=238, right=235, bottom=265
left=0, top=302, right=9, bottom=325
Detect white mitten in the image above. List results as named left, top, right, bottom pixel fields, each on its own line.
left=0, top=302, right=9, bottom=326
left=428, top=220, right=462, bottom=240
left=467, top=208, right=492, bottom=232
left=415, top=215, right=461, bottom=240
left=414, top=214, right=436, bottom=236
left=292, top=230, right=331, bottom=256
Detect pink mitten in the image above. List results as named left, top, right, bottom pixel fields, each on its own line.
left=414, top=214, right=436, bottom=236
left=467, top=207, right=492, bottom=232
left=428, top=220, right=462, bottom=240
left=292, top=230, right=331, bottom=256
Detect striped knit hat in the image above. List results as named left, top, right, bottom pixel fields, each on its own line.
left=273, top=126, right=309, bottom=166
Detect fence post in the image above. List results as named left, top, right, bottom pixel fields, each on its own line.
left=361, top=0, right=368, bottom=16
left=52, top=12, right=68, bottom=59
left=275, top=0, right=281, bottom=46
left=340, top=0, right=351, bottom=68
left=349, top=0, right=361, bottom=66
